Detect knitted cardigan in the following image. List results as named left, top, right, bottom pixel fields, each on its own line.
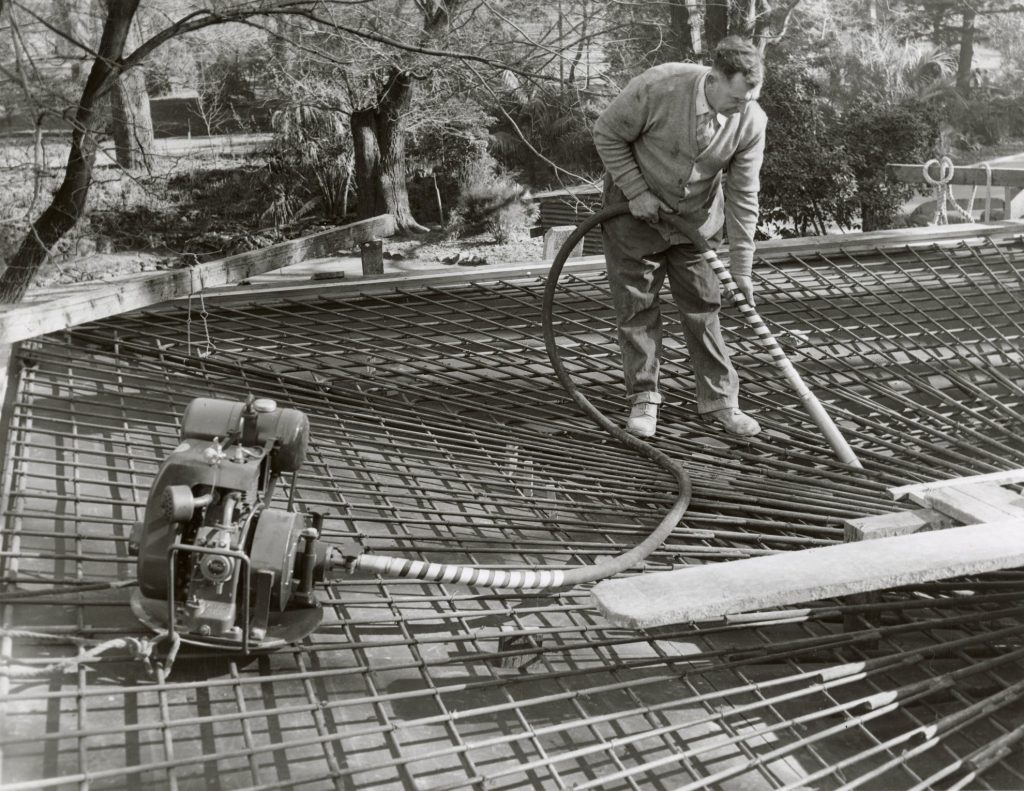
left=593, top=63, right=766, bottom=277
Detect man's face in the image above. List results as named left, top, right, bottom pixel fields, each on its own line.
left=707, top=71, right=760, bottom=116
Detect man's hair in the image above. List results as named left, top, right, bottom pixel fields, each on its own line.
left=711, top=36, right=763, bottom=85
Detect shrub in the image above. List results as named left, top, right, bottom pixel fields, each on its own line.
left=446, top=153, right=536, bottom=243
left=757, top=53, right=858, bottom=235
left=841, top=99, right=939, bottom=230
left=947, top=89, right=1024, bottom=147
left=407, top=103, right=492, bottom=225
left=758, top=52, right=940, bottom=234
left=268, top=103, right=352, bottom=222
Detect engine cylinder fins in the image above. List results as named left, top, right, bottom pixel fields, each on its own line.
left=180, top=397, right=309, bottom=473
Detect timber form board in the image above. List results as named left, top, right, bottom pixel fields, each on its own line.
left=193, top=220, right=1024, bottom=308
left=0, top=214, right=396, bottom=346
left=887, top=163, right=1024, bottom=189
left=1, top=216, right=1021, bottom=341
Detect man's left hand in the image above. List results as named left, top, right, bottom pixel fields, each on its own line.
left=732, top=275, right=755, bottom=307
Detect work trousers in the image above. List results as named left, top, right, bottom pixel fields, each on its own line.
left=602, top=191, right=739, bottom=414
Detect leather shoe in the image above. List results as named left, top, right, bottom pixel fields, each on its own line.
left=701, top=407, right=760, bottom=437
left=625, top=392, right=662, bottom=438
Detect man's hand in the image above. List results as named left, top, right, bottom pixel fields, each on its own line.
left=732, top=274, right=755, bottom=307
left=628, top=191, right=673, bottom=223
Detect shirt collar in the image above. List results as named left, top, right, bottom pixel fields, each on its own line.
left=696, top=72, right=726, bottom=124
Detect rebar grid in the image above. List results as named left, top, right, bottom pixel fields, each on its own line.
left=2, top=233, right=1024, bottom=790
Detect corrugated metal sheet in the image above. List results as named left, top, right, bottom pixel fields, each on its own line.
left=533, top=186, right=603, bottom=255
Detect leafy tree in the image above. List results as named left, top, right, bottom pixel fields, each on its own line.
left=601, top=1, right=701, bottom=77
left=843, top=99, right=939, bottom=229
left=757, top=53, right=857, bottom=235
left=981, top=7, right=1024, bottom=80
left=823, top=28, right=956, bottom=106
left=898, top=1, right=1024, bottom=95
left=602, top=0, right=802, bottom=79
left=757, top=25, right=942, bottom=233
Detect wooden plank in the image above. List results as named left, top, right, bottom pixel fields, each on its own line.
left=890, top=469, right=1024, bottom=501
left=921, top=483, right=1024, bottom=524
left=0, top=215, right=395, bottom=345
left=528, top=184, right=601, bottom=201
left=887, top=163, right=1024, bottom=188
left=196, top=255, right=610, bottom=307
left=0, top=342, right=19, bottom=487
left=529, top=179, right=1024, bottom=249
left=591, top=519, right=1024, bottom=629
left=753, top=220, right=1024, bottom=261
left=124, top=216, right=1024, bottom=313
left=193, top=218, right=1024, bottom=308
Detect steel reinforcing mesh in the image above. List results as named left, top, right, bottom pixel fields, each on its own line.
left=2, top=233, right=1024, bottom=790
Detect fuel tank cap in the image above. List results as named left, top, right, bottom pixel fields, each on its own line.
left=252, top=398, right=278, bottom=413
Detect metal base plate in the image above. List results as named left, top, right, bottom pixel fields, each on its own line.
left=130, top=589, right=324, bottom=653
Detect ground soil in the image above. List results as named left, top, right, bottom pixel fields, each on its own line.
left=31, top=251, right=170, bottom=289
left=374, top=228, right=545, bottom=268
left=29, top=226, right=547, bottom=291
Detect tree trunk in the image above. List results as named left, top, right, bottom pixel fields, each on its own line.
left=955, top=8, right=976, bottom=97
left=351, top=107, right=386, bottom=218
left=668, top=1, right=697, bottom=59
left=350, top=69, right=427, bottom=233
left=0, top=0, right=140, bottom=303
left=728, top=0, right=757, bottom=39
left=704, top=0, right=729, bottom=51
left=110, top=19, right=153, bottom=172
left=271, top=14, right=298, bottom=71
left=750, top=0, right=803, bottom=54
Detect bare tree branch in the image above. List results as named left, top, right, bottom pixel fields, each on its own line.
left=120, top=3, right=563, bottom=89
left=11, top=0, right=102, bottom=59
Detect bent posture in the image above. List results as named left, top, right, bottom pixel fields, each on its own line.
left=593, top=36, right=766, bottom=439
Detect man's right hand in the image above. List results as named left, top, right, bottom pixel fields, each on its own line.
left=628, top=191, right=673, bottom=223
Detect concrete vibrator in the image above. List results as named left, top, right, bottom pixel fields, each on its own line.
left=129, top=207, right=861, bottom=654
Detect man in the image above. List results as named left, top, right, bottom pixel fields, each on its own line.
left=592, top=36, right=766, bottom=439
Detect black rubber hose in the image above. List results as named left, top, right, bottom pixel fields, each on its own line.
left=539, top=203, right=692, bottom=585
left=352, top=203, right=692, bottom=588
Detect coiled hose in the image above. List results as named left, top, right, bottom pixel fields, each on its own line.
left=353, top=204, right=692, bottom=589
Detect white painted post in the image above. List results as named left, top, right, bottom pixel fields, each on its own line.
left=1005, top=187, right=1024, bottom=220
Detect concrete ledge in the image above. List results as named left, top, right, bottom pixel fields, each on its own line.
left=592, top=519, right=1024, bottom=629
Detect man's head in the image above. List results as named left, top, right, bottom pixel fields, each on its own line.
left=705, top=36, right=763, bottom=116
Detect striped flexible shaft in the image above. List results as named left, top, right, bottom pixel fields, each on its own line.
left=353, top=553, right=567, bottom=589
left=699, top=247, right=863, bottom=469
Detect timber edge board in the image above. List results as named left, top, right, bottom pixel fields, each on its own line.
left=193, top=219, right=1024, bottom=307
left=2, top=217, right=1022, bottom=339
left=0, top=215, right=396, bottom=346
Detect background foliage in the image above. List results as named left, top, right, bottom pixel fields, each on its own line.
left=3, top=0, right=1024, bottom=284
